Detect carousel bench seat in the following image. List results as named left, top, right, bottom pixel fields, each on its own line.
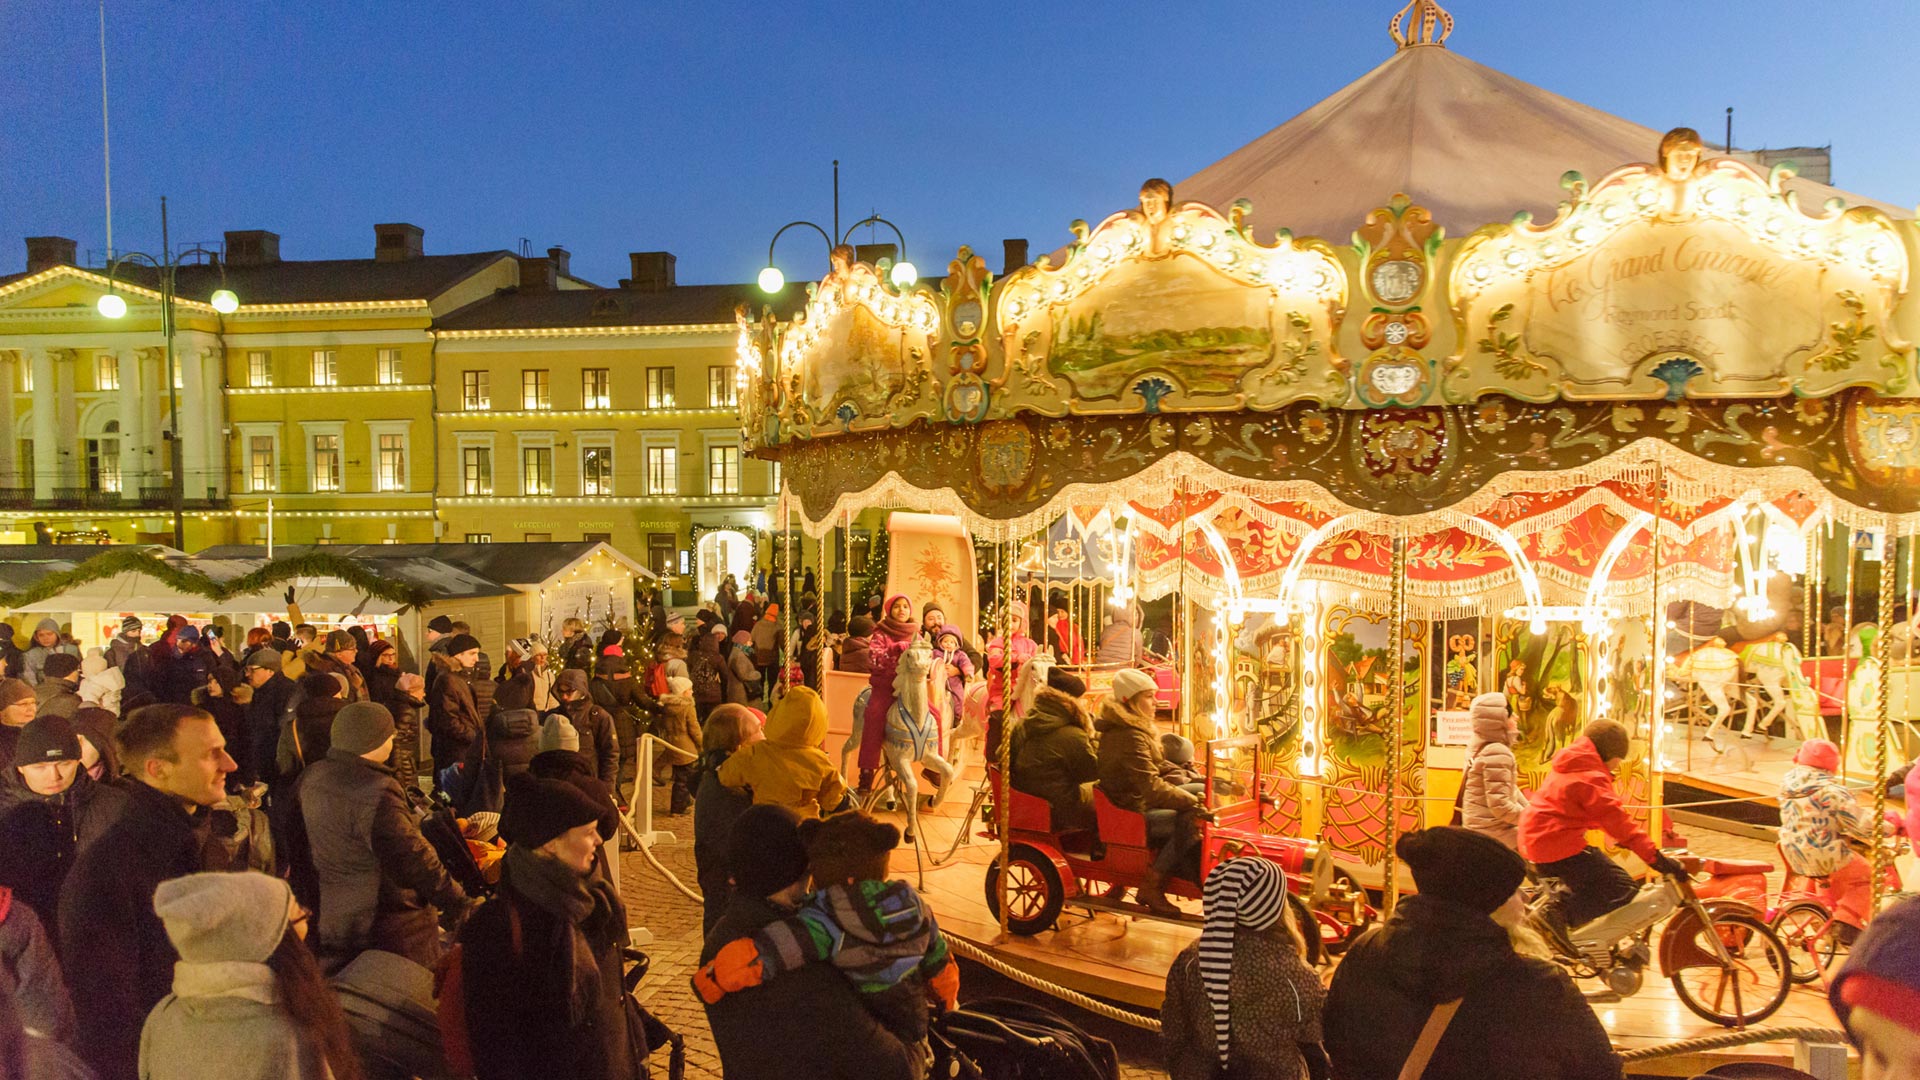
left=1091, top=787, right=1148, bottom=847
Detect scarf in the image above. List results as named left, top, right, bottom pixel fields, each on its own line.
left=878, top=594, right=918, bottom=643
left=504, top=843, right=615, bottom=926
left=1200, top=857, right=1288, bottom=1067
left=171, top=960, right=280, bottom=1005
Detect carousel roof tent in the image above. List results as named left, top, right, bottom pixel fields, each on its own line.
left=1172, top=14, right=1909, bottom=245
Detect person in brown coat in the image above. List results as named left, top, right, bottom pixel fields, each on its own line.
left=1095, top=668, right=1210, bottom=913
left=427, top=635, right=484, bottom=784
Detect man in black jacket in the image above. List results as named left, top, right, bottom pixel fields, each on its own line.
left=553, top=669, right=619, bottom=794
left=0, top=715, right=129, bottom=925
left=238, top=648, right=296, bottom=786
left=299, top=701, right=469, bottom=972
left=59, top=703, right=235, bottom=1080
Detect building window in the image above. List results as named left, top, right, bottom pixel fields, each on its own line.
left=583, top=531, right=613, bottom=543
left=648, top=533, right=676, bottom=576
left=248, top=436, right=277, bottom=492
left=708, top=365, right=737, bottom=407
left=707, top=445, right=740, bottom=495
left=173, top=363, right=183, bottom=390
left=85, top=436, right=121, bottom=493
left=849, top=531, right=872, bottom=575
left=582, top=369, right=610, bottom=410
left=17, top=441, right=32, bottom=488
left=311, top=350, right=337, bottom=387
left=524, top=532, right=551, bottom=542
left=20, top=364, right=31, bottom=393
left=376, top=433, right=406, bottom=491
left=522, top=445, right=553, bottom=495
left=645, top=444, right=678, bottom=495
left=248, top=351, right=272, bottom=388
left=521, top=369, right=550, bottom=410
left=376, top=348, right=402, bottom=385
left=462, top=370, right=489, bottom=410
left=465, top=532, right=492, bottom=543
left=646, top=367, right=675, bottom=409
left=312, top=434, right=341, bottom=492
left=581, top=443, right=614, bottom=496
left=462, top=445, right=493, bottom=495
left=96, top=353, right=119, bottom=391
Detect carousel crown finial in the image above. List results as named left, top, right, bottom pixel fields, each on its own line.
left=1389, top=0, right=1454, bottom=49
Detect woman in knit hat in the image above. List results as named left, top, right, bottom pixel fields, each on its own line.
left=459, top=771, right=637, bottom=1080
left=724, top=629, right=762, bottom=706
left=1325, top=826, right=1623, bottom=1080
left=1462, top=691, right=1530, bottom=849
left=1162, top=857, right=1325, bottom=1080
left=1096, top=667, right=1208, bottom=914
left=139, top=871, right=362, bottom=1080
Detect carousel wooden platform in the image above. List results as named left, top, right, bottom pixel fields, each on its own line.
left=876, top=759, right=1853, bottom=1076
left=1661, top=719, right=1900, bottom=818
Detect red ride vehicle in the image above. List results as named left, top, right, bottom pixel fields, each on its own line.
left=984, top=733, right=1372, bottom=961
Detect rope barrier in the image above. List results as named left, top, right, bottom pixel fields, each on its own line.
left=1618, top=1025, right=1848, bottom=1062
left=944, top=935, right=1164, bottom=1033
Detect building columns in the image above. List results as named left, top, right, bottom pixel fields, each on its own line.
left=50, top=349, right=77, bottom=491
left=0, top=352, right=16, bottom=491
left=115, top=347, right=147, bottom=496
left=198, top=346, right=226, bottom=499
left=28, top=348, right=57, bottom=500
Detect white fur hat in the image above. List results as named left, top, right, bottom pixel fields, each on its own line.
left=667, top=676, right=693, bottom=696
left=1111, top=668, right=1157, bottom=703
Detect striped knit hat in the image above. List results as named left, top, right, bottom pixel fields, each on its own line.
left=1199, top=857, right=1290, bottom=1067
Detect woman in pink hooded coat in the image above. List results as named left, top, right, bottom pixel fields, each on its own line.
left=856, top=595, right=920, bottom=784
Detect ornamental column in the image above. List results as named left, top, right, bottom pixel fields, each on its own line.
left=28, top=348, right=56, bottom=500
left=51, top=349, right=78, bottom=490
left=198, top=346, right=227, bottom=499
left=177, top=342, right=213, bottom=502
left=137, top=348, right=165, bottom=500
left=115, top=347, right=147, bottom=496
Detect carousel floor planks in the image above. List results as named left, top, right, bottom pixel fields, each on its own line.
left=875, top=760, right=1852, bottom=1074
left=1661, top=722, right=1903, bottom=814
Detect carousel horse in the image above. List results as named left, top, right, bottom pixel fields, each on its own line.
left=954, top=679, right=989, bottom=776
left=1665, top=638, right=1743, bottom=738
left=1732, top=636, right=1823, bottom=742
left=881, top=639, right=956, bottom=844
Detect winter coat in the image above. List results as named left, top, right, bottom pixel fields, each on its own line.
left=0, top=886, right=78, bottom=1050
left=688, top=641, right=726, bottom=705
left=1011, top=688, right=1100, bottom=831
left=1324, top=894, right=1623, bottom=1080
left=560, top=697, right=621, bottom=789
left=1518, top=737, right=1658, bottom=866
left=1095, top=696, right=1199, bottom=814
left=366, top=666, right=424, bottom=795
left=984, top=632, right=1037, bottom=712
left=0, top=765, right=129, bottom=926
left=463, top=664, right=498, bottom=721
left=1462, top=713, right=1529, bottom=849
left=1780, top=764, right=1874, bottom=877
left=751, top=617, right=782, bottom=666
left=21, top=619, right=79, bottom=686
left=859, top=621, right=920, bottom=773
left=281, top=693, right=343, bottom=777
left=299, top=748, right=467, bottom=970
left=302, top=650, right=366, bottom=704
left=717, top=687, right=847, bottom=819
left=655, top=692, right=702, bottom=780
left=240, top=672, right=296, bottom=787
left=701, top=892, right=919, bottom=1080
left=486, top=707, right=542, bottom=783
left=33, top=677, right=82, bottom=720
left=138, top=959, right=332, bottom=1080
left=837, top=635, right=874, bottom=674
left=1163, top=926, right=1325, bottom=1080
left=1096, top=612, right=1141, bottom=666
left=693, top=749, right=754, bottom=935
left=152, top=646, right=209, bottom=706
left=191, top=683, right=251, bottom=761
left=725, top=646, right=761, bottom=705
left=428, top=661, right=483, bottom=769
left=60, top=780, right=217, bottom=1080
left=79, top=664, right=126, bottom=715
left=559, top=632, right=597, bottom=672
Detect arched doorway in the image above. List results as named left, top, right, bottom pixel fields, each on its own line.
left=696, top=529, right=754, bottom=603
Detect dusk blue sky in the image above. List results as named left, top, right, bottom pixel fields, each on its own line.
left=4, top=1, right=1917, bottom=287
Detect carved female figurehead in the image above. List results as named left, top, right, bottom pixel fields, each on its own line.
left=1658, top=127, right=1706, bottom=182
left=1138, top=178, right=1173, bottom=225
left=828, top=244, right=855, bottom=277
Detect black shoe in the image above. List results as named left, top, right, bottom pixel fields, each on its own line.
left=1538, top=897, right=1577, bottom=954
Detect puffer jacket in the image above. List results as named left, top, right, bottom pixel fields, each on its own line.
left=486, top=707, right=541, bottom=782
left=655, top=691, right=702, bottom=779
left=1325, top=894, right=1623, bottom=1080
left=717, top=686, right=847, bottom=819
left=21, top=619, right=78, bottom=686
left=1094, top=696, right=1197, bottom=813
left=1518, top=737, right=1658, bottom=866
left=1780, top=764, right=1874, bottom=877
left=0, top=765, right=130, bottom=925
left=1462, top=713, right=1530, bottom=849
left=1011, top=688, right=1099, bottom=830
left=837, top=635, right=873, bottom=674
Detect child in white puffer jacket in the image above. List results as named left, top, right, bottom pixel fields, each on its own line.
left=1462, top=690, right=1530, bottom=849
left=78, top=650, right=125, bottom=715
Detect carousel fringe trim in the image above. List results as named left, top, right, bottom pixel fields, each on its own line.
left=0, top=549, right=432, bottom=611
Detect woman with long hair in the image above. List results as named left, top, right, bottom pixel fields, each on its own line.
left=140, top=871, right=363, bottom=1080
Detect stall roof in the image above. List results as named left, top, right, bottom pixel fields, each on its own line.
left=193, top=542, right=654, bottom=588
left=0, top=545, right=180, bottom=596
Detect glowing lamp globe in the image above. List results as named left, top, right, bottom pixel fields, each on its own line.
left=96, top=293, right=128, bottom=319
left=890, top=260, right=918, bottom=289
left=757, top=266, right=785, bottom=294
left=209, top=288, right=239, bottom=314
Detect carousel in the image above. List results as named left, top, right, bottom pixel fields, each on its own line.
left=736, top=0, right=1917, bottom=1067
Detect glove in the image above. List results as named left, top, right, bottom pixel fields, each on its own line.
left=1649, top=852, right=1687, bottom=877
left=690, top=937, right=765, bottom=1003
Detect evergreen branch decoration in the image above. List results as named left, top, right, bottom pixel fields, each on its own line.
left=0, top=549, right=431, bottom=611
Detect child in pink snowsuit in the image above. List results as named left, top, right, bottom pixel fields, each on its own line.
left=858, top=594, right=920, bottom=779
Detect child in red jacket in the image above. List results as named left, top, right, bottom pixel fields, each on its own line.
left=1519, top=719, right=1684, bottom=931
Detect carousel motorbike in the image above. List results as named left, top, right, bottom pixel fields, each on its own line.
left=1528, top=852, right=1791, bottom=1027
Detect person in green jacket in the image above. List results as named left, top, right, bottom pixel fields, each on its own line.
left=1011, top=668, right=1098, bottom=831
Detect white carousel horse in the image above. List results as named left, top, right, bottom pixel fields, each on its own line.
left=881, top=639, right=956, bottom=844
left=1732, top=637, right=1823, bottom=742
left=1666, top=638, right=1743, bottom=737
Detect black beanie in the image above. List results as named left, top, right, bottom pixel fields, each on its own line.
left=500, top=772, right=607, bottom=850
left=727, top=804, right=811, bottom=899
left=428, top=615, right=455, bottom=635
left=42, top=653, right=81, bottom=680
left=1046, top=666, right=1087, bottom=698
left=444, top=633, right=480, bottom=656
left=1396, top=826, right=1526, bottom=916
left=15, top=715, right=82, bottom=764
left=1582, top=719, right=1630, bottom=763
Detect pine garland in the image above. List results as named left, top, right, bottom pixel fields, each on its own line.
left=0, top=548, right=431, bottom=611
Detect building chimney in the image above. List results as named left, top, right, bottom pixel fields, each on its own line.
left=517, top=255, right=555, bottom=292
left=1002, top=238, right=1029, bottom=276
left=622, top=252, right=676, bottom=292
left=546, top=246, right=571, bottom=280
left=24, top=237, right=77, bottom=273
left=224, top=230, right=282, bottom=266
left=373, top=223, right=425, bottom=262
left=854, top=243, right=897, bottom=268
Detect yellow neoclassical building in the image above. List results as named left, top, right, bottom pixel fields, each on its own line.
left=0, top=228, right=799, bottom=597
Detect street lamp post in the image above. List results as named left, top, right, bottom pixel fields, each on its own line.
left=757, top=213, right=917, bottom=295
left=96, top=195, right=238, bottom=550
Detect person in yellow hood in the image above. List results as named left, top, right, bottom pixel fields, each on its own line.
left=718, top=686, right=848, bottom=820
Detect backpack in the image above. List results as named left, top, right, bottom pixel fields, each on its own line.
left=647, top=661, right=670, bottom=700
left=687, top=651, right=723, bottom=704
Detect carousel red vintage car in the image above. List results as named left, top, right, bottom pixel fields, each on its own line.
left=984, top=733, right=1372, bottom=961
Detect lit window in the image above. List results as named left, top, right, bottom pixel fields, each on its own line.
left=248, top=351, right=272, bottom=387
left=646, top=367, right=675, bottom=409
left=522, top=445, right=553, bottom=495
left=582, top=369, right=610, bottom=410
left=249, top=436, right=277, bottom=492
left=463, top=370, right=490, bottom=410
left=173, top=363, right=183, bottom=390
left=376, top=433, right=406, bottom=491
left=96, top=353, right=119, bottom=391
left=707, top=445, right=740, bottom=495
left=582, top=444, right=614, bottom=495
left=708, top=365, right=737, bottom=407
left=21, top=364, right=32, bottom=393
left=86, top=436, right=121, bottom=493
left=462, top=446, right=492, bottom=495
left=311, top=350, right=337, bottom=387
left=646, top=445, right=678, bottom=495
left=465, top=532, right=492, bottom=543
left=522, top=369, right=550, bottom=410
left=376, top=348, right=403, bottom=385
left=312, top=434, right=340, bottom=492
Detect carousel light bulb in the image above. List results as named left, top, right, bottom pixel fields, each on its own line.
left=96, top=292, right=127, bottom=318
left=889, top=261, right=917, bottom=289
left=758, top=266, right=786, bottom=294
left=209, top=288, right=239, bottom=314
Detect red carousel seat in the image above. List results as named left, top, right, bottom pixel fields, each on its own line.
left=1091, top=786, right=1148, bottom=847
left=987, top=768, right=1054, bottom=833
left=1703, top=858, right=1775, bottom=876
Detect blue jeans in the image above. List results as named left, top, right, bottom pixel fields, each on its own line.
left=1145, top=808, right=1201, bottom=881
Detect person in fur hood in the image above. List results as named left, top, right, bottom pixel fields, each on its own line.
left=655, top=676, right=702, bottom=814
left=79, top=650, right=126, bottom=715
left=1461, top=691, right=1530, bottom=849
